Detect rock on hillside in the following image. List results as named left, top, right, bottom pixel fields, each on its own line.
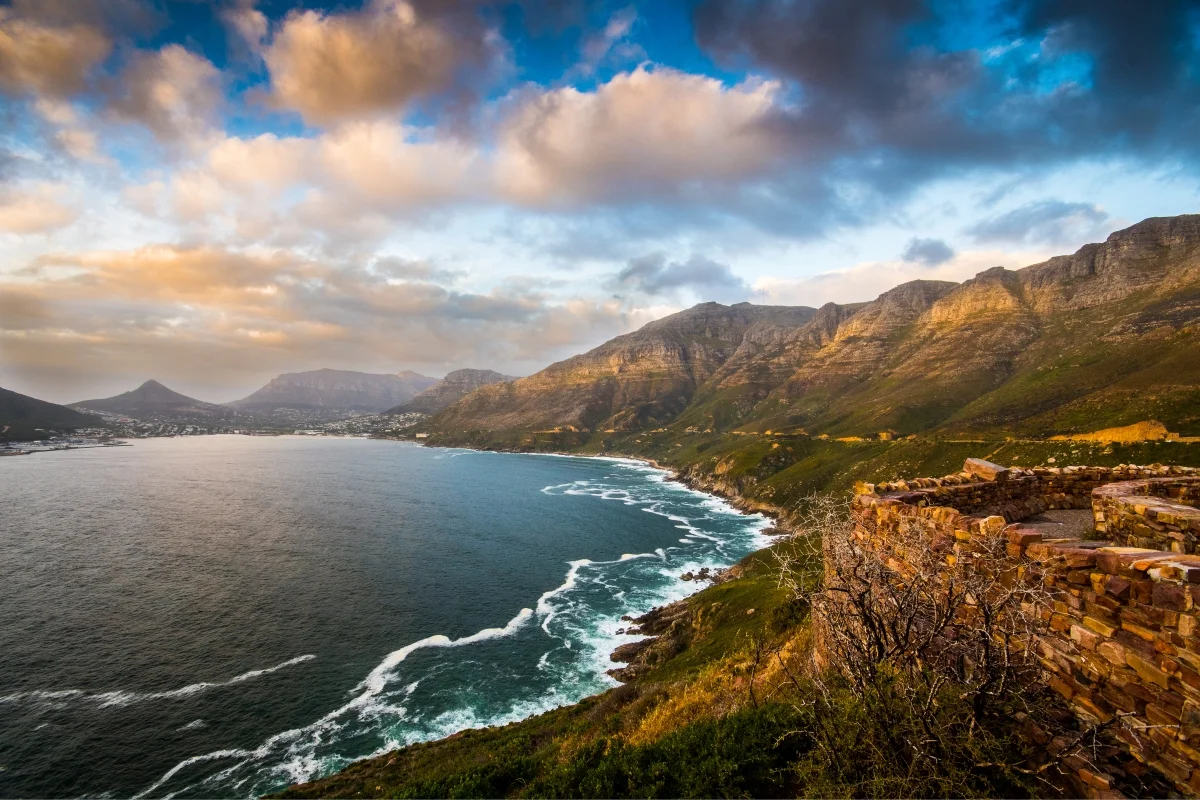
left=387, top=369, right=515, bottom=415
left=429, top=214, right=1200, bottom=440
left=230, top=369, right=437, bottom=413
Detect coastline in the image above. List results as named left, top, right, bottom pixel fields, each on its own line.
left=109, top=437, right=777, bottom=797
left=421, top=441, right=797, bottom=538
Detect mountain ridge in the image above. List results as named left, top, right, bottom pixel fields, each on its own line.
left=1, top=386, right=102, bottom=441
left=229, top=368, right=438, bottom=414
left=427, top=214, right=1200, bottom=443
left=387, top=369, right=516, bottom=415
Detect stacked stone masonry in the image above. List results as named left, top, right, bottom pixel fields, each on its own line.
left=846, top=462, right=1200, bottom=796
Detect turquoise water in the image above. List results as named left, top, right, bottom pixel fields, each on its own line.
left=0, top=436, right=768, bottom=798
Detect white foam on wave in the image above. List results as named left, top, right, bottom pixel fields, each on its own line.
left=140, top=609, right=534, bottom=798
left=536, top=560, right=589, bottom=634
left=0, top=654, right=317, bottom=709
left=144, top=449, right=773, bottom=798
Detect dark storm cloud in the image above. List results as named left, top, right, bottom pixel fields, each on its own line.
left=967, top=199, right=1110, bottom=245
left=692, top=0, right=1200, bottom=209
left=614, top=253, right=750, bottom=301
left=901, top=237, right=955, bottom=266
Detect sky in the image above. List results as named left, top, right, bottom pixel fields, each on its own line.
left=1, top=0, right=1199, bottom=403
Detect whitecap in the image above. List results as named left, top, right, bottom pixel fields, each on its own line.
left=140, top=610, right=534, bottom=797
left=0, top=654, right=317, bottom=709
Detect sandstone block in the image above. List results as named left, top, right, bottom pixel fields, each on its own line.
left=963, top=458, right=1010, bottom=481
left=1155, top=582, right=1190, bottom=611
left=1084, top=616, right=1118, bottom=637
left=1105, top=575, right=1132, bottom=600
left=1097, top=639, right=1126, bottom=667
left=1071, top=624, right=1101, bottom=650
left=1127, top=652, right=1172, bottom=689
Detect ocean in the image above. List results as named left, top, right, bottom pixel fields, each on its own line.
left=0, top=435, right=768, bottom=798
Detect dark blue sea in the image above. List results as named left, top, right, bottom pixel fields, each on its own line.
left=0, top=436, right=767, bottom=798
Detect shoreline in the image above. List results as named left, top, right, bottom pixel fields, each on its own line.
left=419, top=441, right=797, bottom=538
left=107, top=437, right=777, bottom=797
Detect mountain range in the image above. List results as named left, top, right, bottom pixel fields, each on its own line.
left=229, top=369, right=437, bottom=415
left=428, top=214, right=1200, bottom=444
left=387, top=369, right=516, bottom=415
left=8, top=214, right=1199, bottom=445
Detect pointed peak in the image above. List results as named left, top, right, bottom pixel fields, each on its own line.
left=138, top=379, right=167, bottom=389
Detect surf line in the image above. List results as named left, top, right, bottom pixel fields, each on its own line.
left=136, top=609, right=536, bottom=798
left=0, top=654, right=317, bottom=709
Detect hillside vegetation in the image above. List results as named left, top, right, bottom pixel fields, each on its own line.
left=281, top=215, right=1200, bottom=798
left=0, top=386, right=102, bottom=441
left=429, top=215, right=1200, bottom=445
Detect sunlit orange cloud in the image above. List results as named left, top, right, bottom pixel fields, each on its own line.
left=0, top=244, right=653, bottom=402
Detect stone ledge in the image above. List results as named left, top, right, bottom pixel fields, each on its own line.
left=1094, top=478, right=1200, bottom=554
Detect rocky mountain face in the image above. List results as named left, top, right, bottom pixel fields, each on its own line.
left=430, top=215, right=1200, bottom=440
left=230, top=369, right=437, bottom=414
left=388, top=369, right=515, bottom=414
left=1, top=386, right=103, bottom=441
left=434, top=303, right=817, bottom=433
left=74, top=380, right=228, bottom=421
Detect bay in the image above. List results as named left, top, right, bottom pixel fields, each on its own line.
left=0, top=436, right=767, bottom=798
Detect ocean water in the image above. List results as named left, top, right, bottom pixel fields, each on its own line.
left=0, top=436, right=768, bottom=798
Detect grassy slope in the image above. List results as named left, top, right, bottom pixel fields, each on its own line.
left=279, top=436, right=1200, bottom=798
left=275, top=545, right=808, bottom=799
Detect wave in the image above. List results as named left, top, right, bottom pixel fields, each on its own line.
left=140, top=609, right=535, bottom=798
left=0, top=654, right=317, bottom=709
left=139, top=451, right=769, bottom=798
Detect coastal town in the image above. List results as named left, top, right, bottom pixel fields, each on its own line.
left=0, top=410, right=432, bottom=455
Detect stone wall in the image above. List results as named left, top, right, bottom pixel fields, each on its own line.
left=1094, top=479, right=1200, bottom=553
left=839, top=461, right=1200, bottom=795
left=858, top=462, right=1196, bottom=524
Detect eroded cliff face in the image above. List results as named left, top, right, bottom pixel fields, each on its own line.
left=433, top=303, right=817, bottom=432
left=389, top=369, right=514, bottom=414
left=431, top=215, right=1200, bottom=440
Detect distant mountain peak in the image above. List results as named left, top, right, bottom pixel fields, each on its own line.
left=230, top=368, right=437, bottom=413
left=74, top=380, right=222, bottom=419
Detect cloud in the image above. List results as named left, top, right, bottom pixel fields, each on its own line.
left=614, top=253, right=750, bottom=302
left=901, top=237, right=955, bottom=266
left=221, top=1, right=268, bottom=54
left=495, top=66, right=786, bottom=206
left=1, top=243, right=652, bottom=402
left=0, top=184, right=78, bottom=234
left=967, top=200, right=1111, bottom=245
left=691, top=0, right=1200, bottom=212
left=755, top=247, right=1055, bottom=308
left=0, top=9, right=111, bottom=98
left=578, top=7, right=641, bottom=74
left=262, top=0, right=500, bottom=125
left=107, top=45, right=222, bottom=143
left=372, top=256, right=465, bottom=284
